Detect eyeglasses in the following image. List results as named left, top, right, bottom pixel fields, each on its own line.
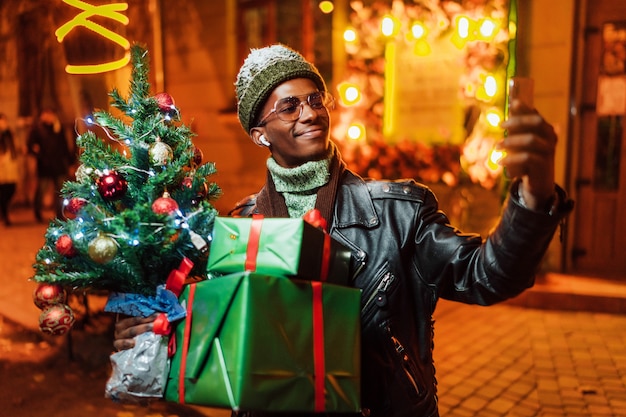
left=257, top=91, right=335, bottom=126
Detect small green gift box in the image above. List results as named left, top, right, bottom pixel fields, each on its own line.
left=206, top=216, right=352, bottom=285
left=164, top=272, right=361, bottom=413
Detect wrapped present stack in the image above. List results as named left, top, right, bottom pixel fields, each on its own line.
left=165, top=211, right=362, bottom=413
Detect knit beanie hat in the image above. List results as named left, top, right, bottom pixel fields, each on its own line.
left=235, top=44, right=327, bottom=133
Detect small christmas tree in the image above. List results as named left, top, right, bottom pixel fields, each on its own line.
left=32, top=44, right=220, bottom=335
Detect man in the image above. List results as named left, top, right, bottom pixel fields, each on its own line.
left=115, top=44, right=573, bottom=417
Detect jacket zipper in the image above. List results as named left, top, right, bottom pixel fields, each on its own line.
left=391, top=334, right=421, bottom=395
left=362, top=272, right=394, bottom=313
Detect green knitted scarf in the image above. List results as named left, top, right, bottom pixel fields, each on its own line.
left=266, top=156, right=331, bottom=218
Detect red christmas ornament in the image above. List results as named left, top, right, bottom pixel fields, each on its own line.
left=97, top=171, right=128, bottom=200
left=155, top=92, right=175, bottom=112
left=181, top=176, right=193, bottom=190
left=152, top=191, right=179, bottom=215
left=39, top=304, right=75, bottom=335
left=33, top=283, right=67, bottom=309
left=55, top=234, right=77, bottom=257
left=63, top=197, right=87, bottom=220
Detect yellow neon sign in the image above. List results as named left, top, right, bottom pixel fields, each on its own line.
left=56, top=0, right=130, bottom=74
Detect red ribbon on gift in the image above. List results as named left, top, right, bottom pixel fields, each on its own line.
left=245, top=214, right=264, bottom=272
left=177, top=282, right=197, bottom=404
left=153, top=257, right=194, bottom=358
left=153, top=314, right=172, bottom=335
left=304, top=210, right=331, bottom=409
left=312, top=281, right=326, bottom=411
left=320, top=233, right=331, bottom=282
left=166, top=257, right=194, bottom=297
left=303, top=209, right=328, bottom=232
left=304, top=209, right=331, bottom=282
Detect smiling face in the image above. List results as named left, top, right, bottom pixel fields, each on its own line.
left=250, top=78, right=331, bottom=168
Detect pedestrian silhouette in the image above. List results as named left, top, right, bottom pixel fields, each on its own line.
left=27, top=108, right=75, bottom=222
left=0, top=113, right=19, bottom=226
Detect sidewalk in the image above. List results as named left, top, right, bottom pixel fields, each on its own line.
left=1, top=206, right=626, bottom=416
left=433, top=299, right=626, bottom=416
left=506, top=272, right=626, bottom=314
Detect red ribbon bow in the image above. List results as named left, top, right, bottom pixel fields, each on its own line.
left=165, top=257, right=194, bottom=297
left=153, top=257, right=194, bottom=354
left=303, top=208, right=328, bottom=232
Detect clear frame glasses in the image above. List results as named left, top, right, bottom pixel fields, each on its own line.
left=257, top=91, right=335, bottom=126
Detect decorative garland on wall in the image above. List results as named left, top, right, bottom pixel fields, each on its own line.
left=332, top=0, right=515, bottom=189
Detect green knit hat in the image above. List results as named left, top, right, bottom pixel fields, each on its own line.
left=235, top=44, right=327, bottom=133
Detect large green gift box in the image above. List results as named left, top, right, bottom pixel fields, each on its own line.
left=206, top=216, right=352, bottom=285
left=164, top=272, right=361, bottom=413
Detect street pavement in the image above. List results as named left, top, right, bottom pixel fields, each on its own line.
left=1, top=206, right=625, bottom=417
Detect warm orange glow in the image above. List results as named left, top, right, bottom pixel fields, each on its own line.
left=451, top=15, right=476, bottom=48
left=411, top=22, right=426, bottom=39
left=477, top=18, right=499, bottom=41
left=484, top=75, right=497, bottom=97
left=319, top=1, right=334, bottom=14
left=413, top=39, right=431, bottom=56
left=487, top=148, right=505, bottom=172
left=476, top=73, right=500, bottom=101
left=338, top=82, right=361, bottom=106
left=347, top=123, right=366, bottom=140
left=381, top=15, right=399, bottom=37
left=344, top=28, right=357, bottom=43
left=457, top=16, right=471, bottom=39
left=485, top=108, right=503, bottom=128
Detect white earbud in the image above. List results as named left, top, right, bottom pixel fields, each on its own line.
left=259, top=135, right=270, bottom=147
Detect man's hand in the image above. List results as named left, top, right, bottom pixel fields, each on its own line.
left=498, top=99, right=557, bottom=210
left=113, top=314, right=157, bottom=352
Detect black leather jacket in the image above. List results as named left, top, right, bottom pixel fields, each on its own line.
left=231, top=170, right=573, bottom=417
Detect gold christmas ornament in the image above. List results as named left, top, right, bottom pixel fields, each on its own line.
left=75, top=164, right=94, bottom=183
left=88, top=233, right=118, bottom=264
left=149, top=138, right=173, bottom=166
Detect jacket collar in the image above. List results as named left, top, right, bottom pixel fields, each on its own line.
left=333, top=171, right=379, bottom=229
